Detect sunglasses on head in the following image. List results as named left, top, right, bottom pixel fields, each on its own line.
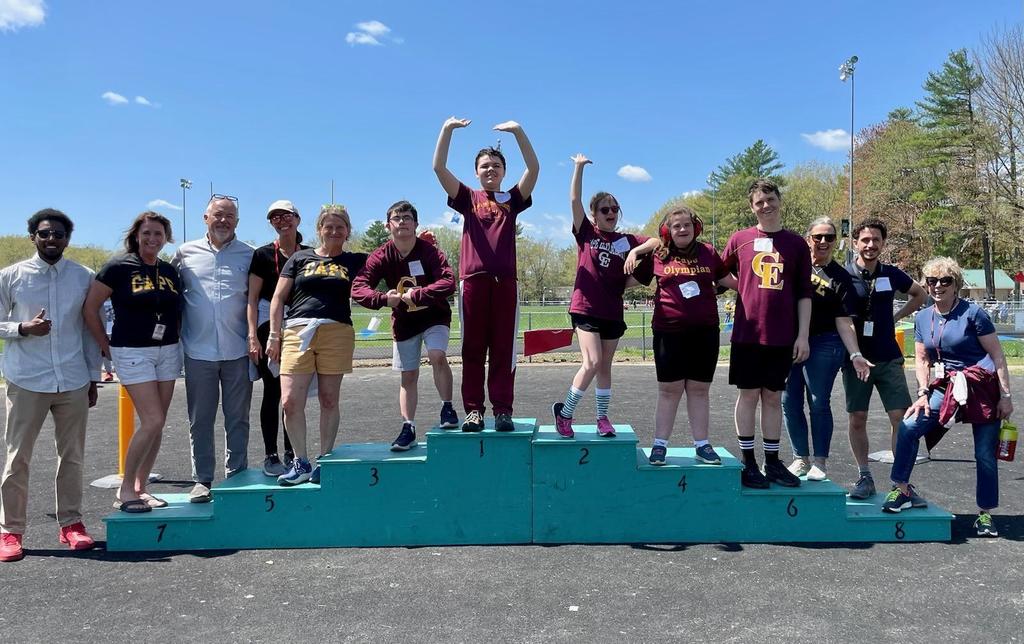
left=810, top=233, right=837, bottom=243
left=925, top=276, right=955, bottom=287
left=210, top=193, right=238, bottom=203
left=599, top=206, right=620, bottom=215
left=35, top=230, right=67, bottom=240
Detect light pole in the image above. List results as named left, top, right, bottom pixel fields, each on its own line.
left=706, top=173, right=718, bottom=249
left=839, top=55, right=858, bottom=260
left=180, top=178, right=192, bottom=240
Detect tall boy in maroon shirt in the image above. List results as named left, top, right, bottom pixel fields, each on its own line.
left=722, top=179, right=812, bottom=489
left=432, top=117, right=539, bottom=432
left=352, top=201, right=457, bottom=451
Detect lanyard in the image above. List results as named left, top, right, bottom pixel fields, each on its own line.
left=929, top=299, right=959, bottom=363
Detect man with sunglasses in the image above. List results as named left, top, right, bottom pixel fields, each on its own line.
left=0, top=209, right=102, bottom=562
left=172, top=195, right=255, bottom=503
left=843, top=218, right=926, bottom=500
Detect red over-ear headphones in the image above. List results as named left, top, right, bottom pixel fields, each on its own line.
left=660, top=213, right=704, bottom=245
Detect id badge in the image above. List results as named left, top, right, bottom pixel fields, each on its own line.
left=152, top=323, right=166, bottom=341
left=408, top=260, right=425, bottom=277
left=932, top=362, right=945, bottom=379
left=680, top=281, right=700, bottom=299
left=753, top=237, right=773, bottom=253
left=863, top=321, right=874, bottom=337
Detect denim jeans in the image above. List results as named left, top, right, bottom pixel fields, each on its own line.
left=890, top=389, right=1001, bottom=510
left=783, top=332, right=846, bottom=458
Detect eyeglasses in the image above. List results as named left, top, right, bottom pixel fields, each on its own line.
left=268, top=212, right=295, bottom=222
left=810, top=233, right=837, bottom=243
left=388, top=215, right=415, bottom=224
left=599, top=206, right=620, bottom=215
left=925, top=276, right=955, bottom=287
left=210, top=193, right=238, bottom=203
left=34, top=230, right=67, bottom=240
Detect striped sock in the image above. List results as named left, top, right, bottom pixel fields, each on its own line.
left=561, top=386, right=584, bottom=418
left=595, top=388, right=611, bottom=420
left=738, top=435, right=757, bottom=467
left=763, top=438, right=781, bottom=463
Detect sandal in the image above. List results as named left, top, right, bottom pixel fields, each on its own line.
left=139, top=493, right=168, bottom=508
left=117, top=498, right=151, bottom=514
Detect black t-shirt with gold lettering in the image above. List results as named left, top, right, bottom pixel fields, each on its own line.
left=280, top=249, right=368, bottom=325
left=96, top=253, right=182, bottom=347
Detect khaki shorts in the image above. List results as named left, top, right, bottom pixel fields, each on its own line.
left=280, top=323, right=354, bottom=375
left=843, top=357, right=913, bottom=413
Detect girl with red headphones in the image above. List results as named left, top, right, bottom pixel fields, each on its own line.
left=551, top=154, right=658, bottom=439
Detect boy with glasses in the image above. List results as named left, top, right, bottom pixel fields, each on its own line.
left=352, top=201, right=458, bottom=450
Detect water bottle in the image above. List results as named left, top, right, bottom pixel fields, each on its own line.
left=997, top=420, right=1017, bottom=462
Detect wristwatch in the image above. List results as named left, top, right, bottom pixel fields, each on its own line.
left=916, top=388, right=930, bottom=398
left=1001, top=391, right=1013, bottom=399
left=850, top=352, right=863, bottom=360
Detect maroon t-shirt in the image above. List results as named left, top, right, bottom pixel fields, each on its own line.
left=448, top=182, right=532, bottom=279
left=351, top=239, right=455, bottom=341
left=635, top=243, right=728, bottom=331
left=722, top=226, right=813, bottom=346
left=568, top=217, right=650, bottom=322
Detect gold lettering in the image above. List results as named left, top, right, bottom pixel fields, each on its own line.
left=751, top=252, right=784, bottom=290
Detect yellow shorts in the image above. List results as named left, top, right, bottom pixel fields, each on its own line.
left=280, top=323, right=354, bottom=375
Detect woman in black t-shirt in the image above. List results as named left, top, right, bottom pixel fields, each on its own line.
left=265, top=205, right=367, bottom=486
left=246, top=200, right=309, bottom=477
left=84, top=211, right=181, bottom=513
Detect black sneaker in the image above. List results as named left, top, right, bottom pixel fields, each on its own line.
left=390, top=422, right=417, bottom=451
left=764, top=459, right=801, bottom=487
left=649, top=445, right=667, bottom=466
left=975, top=512, right=998, bottom=537
left=907, top=484, right=928, bottom=508
left=494, top=412, right=515, bottom=432
left=439, top=403, right=459, bottom=429
left=848, top=474, right=876, bottom=499
left=461, top=410, right=483, bottom=433
left=741, top=465, right=770, bottom=489
left=882, top=487, right=913, bottom=513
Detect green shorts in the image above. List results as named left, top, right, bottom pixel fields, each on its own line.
left=842, top=357, right=913, bottom=413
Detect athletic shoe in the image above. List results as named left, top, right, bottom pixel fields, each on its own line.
left=391, top=422, right=417, bottom=451
left=494, top=413, right=515, bottom=432
left=788, top=458, right=810, bottom=477
left=58, top=522, right=96, bottom=551
left=0, top=532, right=24, bottom=562
left=741, top=465, right=770, bottom=489
left=462, top=410, right=483, bottom=433
left=278, top=458, right=312, bottom=486
left=882, top=488, right=913, bottom=513
left=975, top=512, right=998, bottom=537
left=765, top=460, right=801, bottom=487
left=695, top=444, right=721, bottom=465
left=439, top=403, right=459, bottom=429
left=310, top=464, right=321, bottom=485
left=848, top=474, right=876, bottom=499
left=262, top=454, right=287, bottom=477
left=596, top=417, right=616, bottom=437
left=908, top=483, right=928, bottom=508
left=283, top=451, right=295, bottom=468
left=189, top=482, right=213, bottom=503
left=806, top=461, right=828, bottom=481
left=552, top=402, right=574, bottom=438
left=649, top=445, right=667, bottom=466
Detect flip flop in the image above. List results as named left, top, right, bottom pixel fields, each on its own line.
left=139, top=493, right=168, bottom=508
left=118, top=498, right=151, bottom=514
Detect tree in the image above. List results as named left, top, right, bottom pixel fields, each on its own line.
left=707, top=140, right=786, bottom=237
left=360, top=220, right=390, bottom=252
left=517, top=237, right=564, bottom=302
left=779, top=162, right=843, bottom=234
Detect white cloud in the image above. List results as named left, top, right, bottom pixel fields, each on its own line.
left=680, top=189, right=703, bottom=199
left=346, top=19, right=400, bottom=47
left=0, top=0, right=45, bottom=32
left=617, top=165, right=652, bottom=183
left=801, top=129, right=849, bottom=151
left=147, top=199, right=182, bottom=211
left=134, top=95, right=157, bottom=107
left=101, top=91, right=128, bottom=105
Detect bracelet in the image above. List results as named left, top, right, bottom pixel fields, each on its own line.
left=1001, top=391, right=1012, bottom=399
left=850, top=352, right=863, bottom=360
left=916, top=388, right=930, bottom=398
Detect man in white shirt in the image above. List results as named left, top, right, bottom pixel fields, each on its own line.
left=0, top=209, right=101, bottom=562
left=172, top=196, right=255, bottom=502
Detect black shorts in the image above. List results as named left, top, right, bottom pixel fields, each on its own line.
left=570, top=313, right=627, bottom=340
left=728, top=342, right=793, bottom=391
left=653, top=326, right=720, bottom=383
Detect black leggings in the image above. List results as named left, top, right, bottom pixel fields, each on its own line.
left=257, top=320, right=291, bottom=456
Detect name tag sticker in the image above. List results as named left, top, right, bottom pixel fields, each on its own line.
left=408, top=260, right=425, bottom=277
left=863, top=321, right=874, bottom=337
left=753, top=238, right=773, bottom=253
left=611, top=237, right=631, bottom=254
left=152, top=323, right=166, bottom=341
left=680, top=281, right=700, bottom=299
left=875, top=277, right=892, bottom=292
left=493, top=191, right=511, bottom=204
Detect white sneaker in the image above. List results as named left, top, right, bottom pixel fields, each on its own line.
left=787, top=458, right=810, bottom=477
left=806, top=462, right=828, bottom=481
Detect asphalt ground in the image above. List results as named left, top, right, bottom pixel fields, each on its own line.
left=1, top=363, right=1022, bottom=643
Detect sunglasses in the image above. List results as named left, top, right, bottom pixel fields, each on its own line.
left=35, top=230, right=67, bottom=240
left=925, top=276, right=955, bottom=287
left=599, top=206, right=620, bottom=215
left=810, top=233, right=837, bottom=243
left=268, top=212, right=296, bottom=222
left=210, top=193, right=238, bottom=203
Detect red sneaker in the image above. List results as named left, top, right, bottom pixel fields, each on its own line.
left=552, top=402, right=574, bottom=438
left=59, top=522, right=96, bottom=551
left=0, top=532, right=24, bottom=562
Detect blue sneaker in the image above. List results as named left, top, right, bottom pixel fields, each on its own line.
left=391, top=422, right=417, bottom=451
left=439, top=403, right=459, bottom=429
left=695, top=444, right=722, bottom=465
left=310, top=464, right=321, bottom=485
left=649, top=445, right=667, bottom=466
left=278, top=457, right=312, bottom=487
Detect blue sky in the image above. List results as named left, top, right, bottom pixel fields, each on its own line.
left=1, top=0, right=1021, bottom=251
